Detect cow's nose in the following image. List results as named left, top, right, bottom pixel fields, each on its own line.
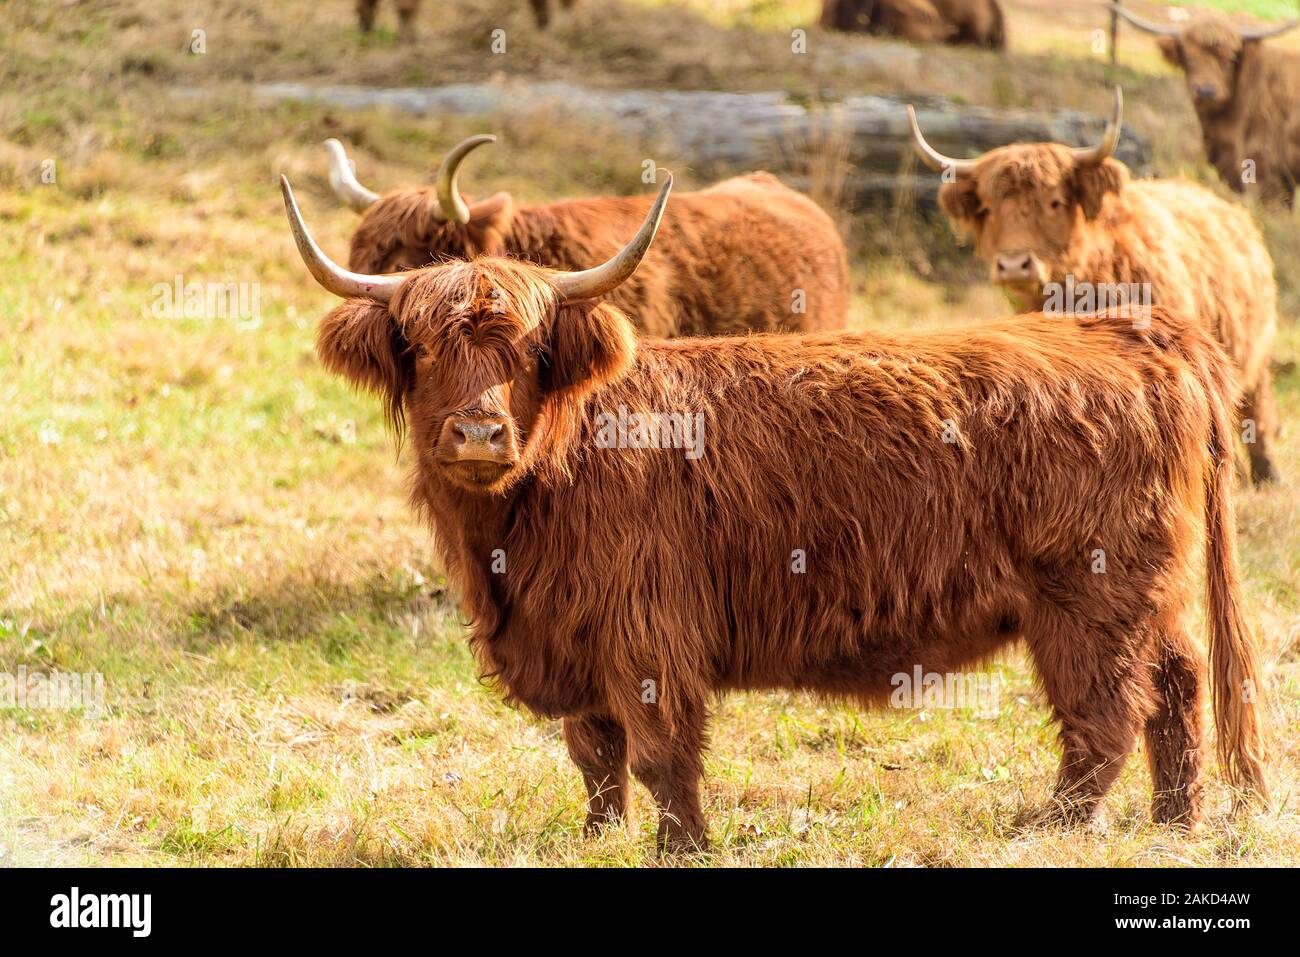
left=1193, top=83, right=1216, bottom=102
left=994, top=252, right=1037, bottom=283
left=453, top=419, right=504, bottom=445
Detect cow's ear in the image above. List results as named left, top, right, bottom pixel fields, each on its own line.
left=1071, top=157, right=1127, bottom=220
left=938, top=180, right=982, bottom=236
left=316, top=299, right=413, bottom=434
left=1156, top=36, right=1181, bottom=68
left=467, top=192, right=515, bottom=256
left=543, top=300, right=636, bottom=398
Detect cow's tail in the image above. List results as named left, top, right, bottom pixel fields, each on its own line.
left=1203, top=357, right=1269, bottom=805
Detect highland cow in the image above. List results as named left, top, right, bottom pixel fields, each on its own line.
left=323, top=136, right=849, bottom=337
left=281, top=171, right=1268, bottom=850
left=1112, top=5, right=1300, bottom=207
left=910, top=88, right=1281, bottom=482
left=820, top=0, right=1006, bottom=49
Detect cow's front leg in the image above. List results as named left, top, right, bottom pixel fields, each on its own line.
left=562, top=714, right=628, bottom=834
left=626, top=703, right=709, bottom=854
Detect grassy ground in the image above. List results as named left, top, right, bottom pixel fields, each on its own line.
left=1, top=0, right=1297, bottom=866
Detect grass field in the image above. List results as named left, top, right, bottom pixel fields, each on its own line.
left=1, top=0, right=1297, bottom=866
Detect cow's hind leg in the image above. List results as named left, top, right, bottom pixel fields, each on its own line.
left=1243, top=371, right=1280, bottom=484
left=1143, top=626, right=1205, bottom=828
left=1025, top=605, right=1154, bottom=826
left=563, top=714, right=629, bottom=834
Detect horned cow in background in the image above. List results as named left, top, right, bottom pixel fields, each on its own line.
left=910, top=89, right=1281, bottom=483
left=1112, top=4, right=1300, bottom=207
left=323, top=136, right=850, bottom=337
left=281, top=172, right=1267, bottom=852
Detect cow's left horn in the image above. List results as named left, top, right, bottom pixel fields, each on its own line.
left=907, top=106, right=978, bottom=177
left=280, top=176, right=403, bottom=303
left=433, top=134, right=496, bottom=224
left=553, top=173, right=672, bottom=302
left=323, top=139, right=381, bottom=212
left=1240, top=18, right=1300, bottom=41
left=1071, top=87, right=1123, bottom=165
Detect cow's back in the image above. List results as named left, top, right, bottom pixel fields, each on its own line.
left=531, top=175, right=849, bottom=337
left=1103, top=178, right=1276, bottom=393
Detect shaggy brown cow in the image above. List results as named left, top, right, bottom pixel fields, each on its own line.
left=1112, top=5, right=1300, bottom=207
left=820, top=0, right=1006, bottom=49
left=281, top=172, right=1267, bottom=850
left=910, top=88, right=1281, bottom=483
left=323, top=136, right=849, bottom=337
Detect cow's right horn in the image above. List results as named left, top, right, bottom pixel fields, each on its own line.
left=280, top=175, right=403, bottom=303
left=323, top=139, right=381, bottom=212
left=1240, top=18, right=1300, bottom=41
left=1071, top=87, right=1123, bottom=165
left=433, top=134, right=497, bottom=224
left=907, top=106, right=978, bottom=177
left=553, top=173, right=672, bottom=302
left=1109, top=3, right=1182, bottom=36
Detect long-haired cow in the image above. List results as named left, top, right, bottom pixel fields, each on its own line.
left=820, top=0, right=1006, bottom=49
left=323, top=136, right=849, bottom=337
left=910, top=89, right=1281, bottom=482
left=281, top=173, right=1267, bottom=851
left=1112, top=5, right=1300, bottom=207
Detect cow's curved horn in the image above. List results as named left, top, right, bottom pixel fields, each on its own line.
left=1240, top=18, right=1300, bottom=41
left=280, top=175, right=402, bottom=303
left=907, top=106, right=977, bottom=177
left=433, top=134, right=497, bottom=224
left=553, top=173, right=672, bottom=302
left=1071, top=87, right=1123, bottom=165
left=323, top=139, right=381, bottom=212
left=1109, top=3, right=1182, bottom=37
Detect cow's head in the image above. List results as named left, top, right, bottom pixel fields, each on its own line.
left=324, top=135, right=515, bottom=273
left=1112, top=5, right=1299, bottom=112
left=281, top=172, right=670, bottom=494
left=909, top=89, right=1126, bottom=310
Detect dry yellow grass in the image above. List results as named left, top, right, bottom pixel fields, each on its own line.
left=1, top=0, right=1297, bottom=866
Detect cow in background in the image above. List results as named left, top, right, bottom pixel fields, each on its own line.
left=911, top=88, right=1281, bottom=482
left=1112, top=4, right=1300, bottom=207
left=322, top=136, right=849, bottom=337
left=820, top=0, right=1006, bottom=50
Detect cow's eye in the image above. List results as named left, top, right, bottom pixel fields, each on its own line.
left=1050, top=198, right=1066, bottom=210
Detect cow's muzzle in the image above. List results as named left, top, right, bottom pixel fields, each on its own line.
left=992, top=251, right=1048, bottom=287
left=437, top=413, right=518, bottom=476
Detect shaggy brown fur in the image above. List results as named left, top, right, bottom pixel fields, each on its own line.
left=935, top=145, right=1280, bottom=482
left=820, top=0, right=1006, bottom=49
left=311, top=254, right=1268, bottom=851
left=348, top=172, right=850, bottom=337
left=1151, top=13, right=1300, bottom=207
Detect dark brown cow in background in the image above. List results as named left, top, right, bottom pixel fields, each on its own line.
left=1112, top=4, right=1300, bottom=207
left=323, top=136, right=850, bottom=337
left=821, top=0, right=1006, bottom=49
left=280, top=172, right=1267, bottom=851
left=910, top=89, right=1281, bottom=482
left=355, top=0, right=577, bottom=40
